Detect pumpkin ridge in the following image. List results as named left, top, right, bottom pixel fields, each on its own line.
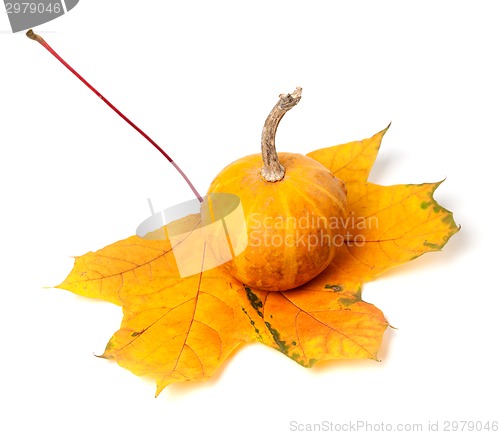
left=287, top=180, right=340, bottom=231
left=278, top=189, right=300, bottom=284
left=293, top=174, right=346, bottom=213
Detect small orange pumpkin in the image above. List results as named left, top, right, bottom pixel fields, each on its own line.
left=203, top=88, right=347, bottom=291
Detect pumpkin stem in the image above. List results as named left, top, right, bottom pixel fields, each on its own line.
left=261, top=87, right=302, bottom=182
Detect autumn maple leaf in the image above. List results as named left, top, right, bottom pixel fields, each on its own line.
left=25, top=29, right=458, bottom=396
left=57, top=127, right=459, bottom=396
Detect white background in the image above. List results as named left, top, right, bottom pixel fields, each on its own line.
left=1, top=1, right=498, bottom=434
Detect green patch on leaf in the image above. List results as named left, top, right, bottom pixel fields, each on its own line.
left=423, top=240, right=442, bottom=249
left=264, top=321, right=290, bottom=355
left=325, top=284, right=343, bottom=292
left=339, top=289, right=362, bottom=307
left=291, top=352, right=304, bottom=365
left=245, top=286, right=264, bottom=318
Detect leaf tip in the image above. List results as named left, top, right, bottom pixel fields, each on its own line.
left=370, top=122, right=392, bottom=152
left=94, top=351, right=112, bottom=360
left=371, top=122, right=392, bottom=143
left=381, top=121, right=392, bottom=135
left=155, top=382, right=168, bottom=398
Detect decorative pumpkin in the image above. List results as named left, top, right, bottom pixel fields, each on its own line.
left=203, top=88, right=347, bottom=291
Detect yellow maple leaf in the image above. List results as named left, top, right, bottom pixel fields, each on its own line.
left=57, top=126, right=459, bottom=396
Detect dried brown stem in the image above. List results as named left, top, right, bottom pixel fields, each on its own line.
left=261, top=87, right=302, bottom=182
